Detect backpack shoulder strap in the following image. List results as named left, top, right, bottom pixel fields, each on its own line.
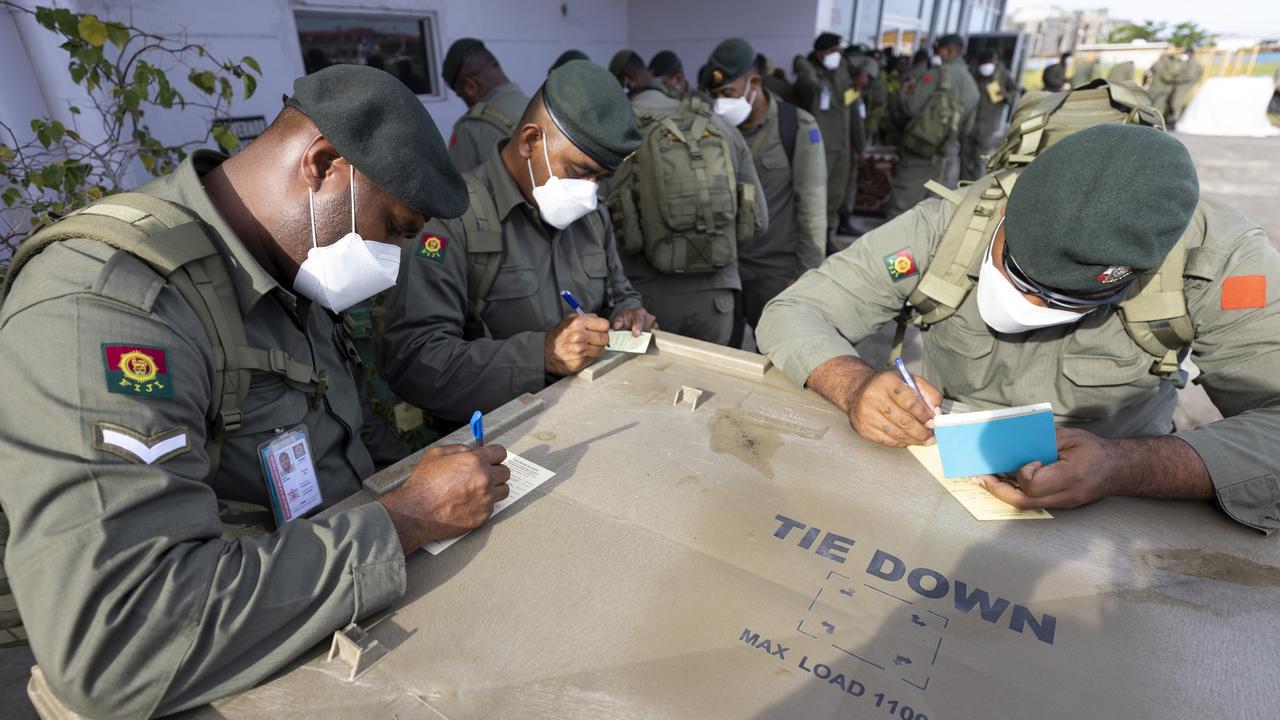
left=1117, top=220, right=1199, bottom=384
left=460, top=174, right=505, bottom=336
left=777, top=100, right=799, bottom=164
left=464, top=99, right=517, bottom=133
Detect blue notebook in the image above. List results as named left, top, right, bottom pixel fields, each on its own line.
left=933, top=403, right=1058, bottom=478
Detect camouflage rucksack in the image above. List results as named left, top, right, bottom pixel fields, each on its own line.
left=894, top=80, right=1199, bottom=385
left=606, top=95, right=757, bottom=274
left=902, top=64, right=964, bottom=157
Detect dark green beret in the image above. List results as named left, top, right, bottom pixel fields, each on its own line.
left=543, top=60, right=642, bottom=170
left=847, top=54, right=879, bottom=79
left=442, top=37, right=484, bottom=89
left=814, top=32, right=842, bottom=52
left=550, top=49, right=589, bottom=73
left=290, top=65, right=467, bottom=219
left=649, top=50, right=683, bottom=77
left=705, top=38, right=756, bottom=88
left=1004, top=124, right=1199, bottom=294
left=608, top=50, right=643, bottom=80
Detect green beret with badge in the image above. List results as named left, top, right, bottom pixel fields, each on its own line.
left=543, top=60, right=642, bottom=170
left=1004, top=124, right=1199, bottom=295
left=705, top=38, right=756, bottom=89
left=289, top=64, right=467, bottom=219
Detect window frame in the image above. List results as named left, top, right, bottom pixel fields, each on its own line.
left=291, top=6, right=444, bottom=100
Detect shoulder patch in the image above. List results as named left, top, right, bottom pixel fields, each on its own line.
left=416, top=233, right=449, bottom=263
left=103, top=344, right=174, bottom=398
left=808, top=128, right=822, bottom=144
left=1221, top=275, right=1266, bottom=310
left=884, top=249, right=919, bottom=282
left=93, top=422, right=190, bottom=465
left=449, top=132, right=458, bottom=147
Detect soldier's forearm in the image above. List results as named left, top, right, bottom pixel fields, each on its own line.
left=806, top=355, right=878, bottom=414
left=1105, top=435, right=1214, bottom=500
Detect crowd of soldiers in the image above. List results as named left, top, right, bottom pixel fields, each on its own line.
left=2, top=27, right=1279, bottom=719
left=1042, top=46, right=1205, bottom=128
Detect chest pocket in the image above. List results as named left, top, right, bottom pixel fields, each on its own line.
left=485, top=265, right=538, bottom=301
left=581, top=251, right=608, bottom=279
left=760, top=142, right=789, bottom=170
left=237, top=373, right=310, bottom=434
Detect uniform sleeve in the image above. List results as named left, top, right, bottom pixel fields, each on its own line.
left=1173, top=226, right=1280, bottom=533
left=447, top=120, right=501, bottom=174
left=601, top=211, right=643, bottom=316
left=907, top=70, right=938, bottom=116
left=0, top=270, right=404, bottom=717
left=757, top=199, right=948, bottom=388
left=715, top=113, right=769, bottom=240
left=792, top=110, right=828, bottom=274
left=379, top=217, right=547, bottom=420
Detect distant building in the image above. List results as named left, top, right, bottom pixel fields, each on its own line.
left=1005, top=5, right=1119, bottom=57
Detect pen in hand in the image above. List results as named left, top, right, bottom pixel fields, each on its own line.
left=559, top=290, right=587, bottom=318
left=894, top=358, right=935, bottom=418
left=470, top=410, right=484, bottom=448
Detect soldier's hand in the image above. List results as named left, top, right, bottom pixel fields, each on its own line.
left=545, top=313, right=610, bottom=375
left=901, top=78, right=916, bottom=95
left=378, top=444, right=511, bottom=554
left=846, top=370, right=942, bottom=448
left=610, top=307, right=658, bottom=335
left=978, top=428, right=1112, bottom=510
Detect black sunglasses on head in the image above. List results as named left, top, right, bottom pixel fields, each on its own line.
left=1001, top=242, right=1136, bottom=311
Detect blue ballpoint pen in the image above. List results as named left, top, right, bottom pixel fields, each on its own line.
left=470, top=410, right=484, bottom=447
left=560, top=289, right=587, bottom=317
left=894, top=358, right=932, bottom=414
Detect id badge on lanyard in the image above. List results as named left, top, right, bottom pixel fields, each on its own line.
left=258, top=425, right=323, bottom=524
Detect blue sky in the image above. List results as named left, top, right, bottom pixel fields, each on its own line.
left=1006, top=1, right=1280, bottom=40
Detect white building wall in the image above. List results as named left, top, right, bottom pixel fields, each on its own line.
left=627, top=0, right=821, bottom=84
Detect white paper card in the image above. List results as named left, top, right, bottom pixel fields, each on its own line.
left=423, top=452, right=557, bottom=555
left=608, top=330, right=653, bottom=353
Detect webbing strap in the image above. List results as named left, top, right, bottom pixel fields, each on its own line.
left=461, top=174, right=505, bottom=337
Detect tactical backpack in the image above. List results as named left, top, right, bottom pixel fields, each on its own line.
left=902, top=64, right=964, bottom=158
left=606, top=95, right=757, bottom=274
left=1, top=193, right=333, bottom=477
left=893, top=79, right=1199, bottom=385
left=458, top=174, right=609, bottom=336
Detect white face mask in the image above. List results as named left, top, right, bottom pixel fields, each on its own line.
left=930, top=54, right=943, bottom=66
left=528, top=128, right=599, bottom=230
left=822, top=51, right=842, bottom=70
left=714, top=83, right=756, bottom=127
left=976, top=232, right=1088, bottom=335
left=979, top=62, right=996, bottom=76
left=293, top=166, right=401, bottom=313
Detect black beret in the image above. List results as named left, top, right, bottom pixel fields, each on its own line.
left=290, top=65, right=467, bottom=219
left=550, top=49, right=590, bottom=73
left=706, top=38, right=756, bottom=88
left=608, top=50, right=643, bottom=80
left=543, top=60, right=642, bottom=171
left=649, top=50, right=683, bottom=77
left=442, top=37, right=484, bottom=89
left=1004, top=124, right=1199, bottom=294
left=814, top=32, right=842, bottom=52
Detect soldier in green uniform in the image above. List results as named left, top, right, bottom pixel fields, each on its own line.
left=1042, top=51, right=1070, bottom=91
left=704, top=38, right=827, bottom=341
left=760, top=54, right=800, bottom=106
left=380, top=61, right=656, bottom=423
left=961, top=50, right=1016, bottom=182
left=758, top=125, right=1280, bottom=531
left=607, top=50, right=769, bottom=345
left=1169, top=47, right=1205, bottom=128
left=1146, top=52, right=1180, bottom=124
left=442, top=38, right=530, bottom=172
left=885, top=34, right=980, bottom=219
left=838, top=52, right=879, bottom=238
left=1108, top=60, right=1136, bottom=83
left=1069, top=54, right=1097, bottom=88
left=649, top=49, right=690, bottom=99
left=793, top=32, right=854, bottom=238
left=0, top=65, right=513, bottom=716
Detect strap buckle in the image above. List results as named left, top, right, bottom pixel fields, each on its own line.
left=216, top=408, right=243, bottom=436
left=267, top=348, right=289, bottom=376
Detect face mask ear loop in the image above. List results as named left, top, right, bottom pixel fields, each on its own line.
left=307, top=186, right=318, bottom=249
left=349, top=163, right=356, bottom=236
left=540, top=127, right=554, bottom=181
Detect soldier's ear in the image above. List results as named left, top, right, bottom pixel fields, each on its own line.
left=514, top=123, right=541, bottom=160
left=299, top=135, right=343, bottom=193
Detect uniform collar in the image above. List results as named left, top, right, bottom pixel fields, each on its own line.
left=138, top=150, right=283, bottom=311
left=481, top=140, right=532, bottom=222
left=741, top=93, right=778, bottom=140
left=481, top=82, right=522, bottom=103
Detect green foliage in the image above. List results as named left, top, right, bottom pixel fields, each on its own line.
left=1168, top=22, right=1214, bottom=51
left=0, top=3, right=263, bottom=253
left=1107, top=21, right=1165, bottom=44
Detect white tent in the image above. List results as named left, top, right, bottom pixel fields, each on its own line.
left=1176, top=76, right=1280, bottom=137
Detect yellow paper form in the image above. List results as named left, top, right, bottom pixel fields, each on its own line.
left=607, top=330, right=653, bottom=354
left=907, top=444, right=1053, bottom=521
left=985, top=79, right=1006, bottom=104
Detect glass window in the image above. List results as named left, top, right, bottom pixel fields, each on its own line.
left=295, top=12, right=438, bottom=97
